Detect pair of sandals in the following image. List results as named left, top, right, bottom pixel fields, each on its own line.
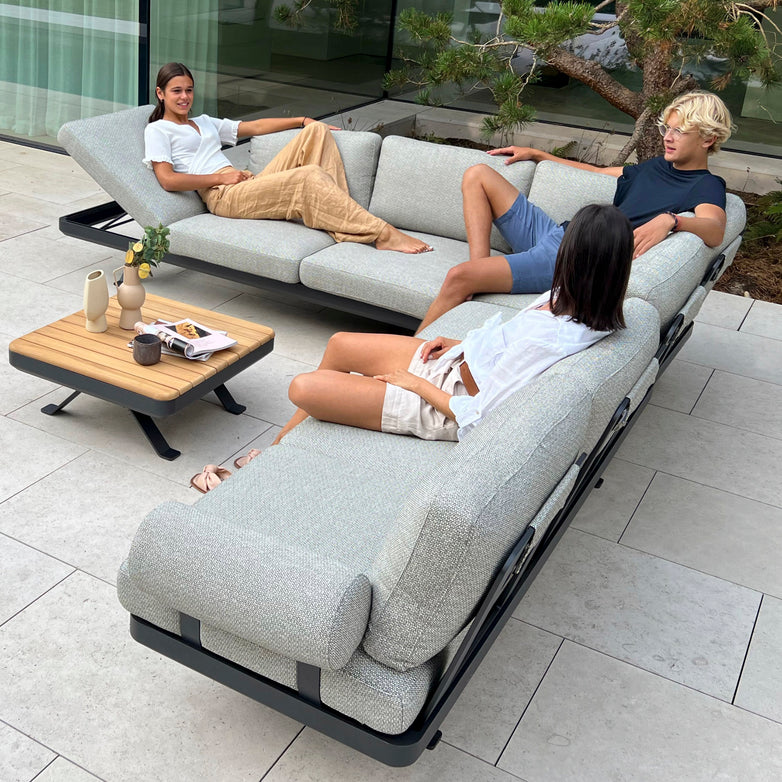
left=189, top=448, right=261, bottom=494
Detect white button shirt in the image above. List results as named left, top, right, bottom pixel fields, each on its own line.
left=437, top=292, right=610, bottom=439
left=143, top=114, right=240, bottom=175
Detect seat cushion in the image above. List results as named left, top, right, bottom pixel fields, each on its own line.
left=527, top=159, right=617, bottom=223
left=168, top=211, right=333, bottom=283
left=369, top=136, right=536, bottom=248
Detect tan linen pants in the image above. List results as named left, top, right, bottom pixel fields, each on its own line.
left=198, top=121, right=387, bottom=244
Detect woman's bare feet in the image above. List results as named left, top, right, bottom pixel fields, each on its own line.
left=375, top=224, right=432, bottom=254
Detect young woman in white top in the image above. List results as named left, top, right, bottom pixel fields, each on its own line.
left=272, top=203, right=634, bottom=445
left=143, top=62, right=431, bottom=254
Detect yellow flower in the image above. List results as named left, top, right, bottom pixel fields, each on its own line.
left=124, top=248, right=135, bottom=265
left=138, top=263, right=151, bottom=279
left=132, top=241, right=144, bottom=253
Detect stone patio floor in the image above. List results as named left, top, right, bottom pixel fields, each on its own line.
left=1, top=139, right=782, bottom=782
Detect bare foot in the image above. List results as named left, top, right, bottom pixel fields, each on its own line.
left=375, top=224, right=432, bottom=254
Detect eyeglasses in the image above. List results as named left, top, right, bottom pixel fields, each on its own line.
left=657, top=123, right=691, bottom=139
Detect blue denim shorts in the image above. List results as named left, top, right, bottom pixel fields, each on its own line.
left=494, top=193, right=565, bottom=293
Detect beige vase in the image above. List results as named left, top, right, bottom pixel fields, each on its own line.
left=114, top=264, right=146, bottom=330
left=83, top=269, right=109, bottom=332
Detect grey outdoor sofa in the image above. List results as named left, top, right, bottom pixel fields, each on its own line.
left=56, top=105, right=746, bottom=765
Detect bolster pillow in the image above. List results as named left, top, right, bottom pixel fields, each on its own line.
left=127, top=502, right=371, bottom=670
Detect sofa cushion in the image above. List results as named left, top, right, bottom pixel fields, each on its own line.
left=363, top=377, right=591, bottom=671
left=168, top=211, right=333, bottom=283
left=249, top=128, right=381, bottom=209
left=58, top=104, right=207, bottom=228
left=369, top=135, right=535, bottom=248
left=300, top=231, right=473, bottom=318
left=527, top=159, right=617, bottom=223
left=126, top=502, right=372, bottom=670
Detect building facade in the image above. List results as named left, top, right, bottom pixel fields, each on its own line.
left=1, top=1, right=780, bottom=157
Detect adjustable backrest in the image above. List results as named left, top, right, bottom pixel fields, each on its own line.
left=58, top=105, right=207, bottom=228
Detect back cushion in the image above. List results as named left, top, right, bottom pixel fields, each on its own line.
left=369, top=136, right=535, bottom=246
left=363, top=378, right=591, bottom=671
left=58, top=105, right=206, bottom=228
left=527, top=159, right=617, bottom=223
left=249, top=129, right=381, bottom=209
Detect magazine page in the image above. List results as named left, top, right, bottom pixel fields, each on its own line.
left=133, top=319, right=237, bottom=359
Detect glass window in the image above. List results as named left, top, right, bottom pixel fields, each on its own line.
left=0, top=1, right=141, bottom=147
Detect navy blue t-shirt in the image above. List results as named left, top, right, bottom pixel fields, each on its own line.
left=613, top=157, right=726, bottom=228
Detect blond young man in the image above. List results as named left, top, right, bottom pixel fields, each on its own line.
left=417, top=91, right=734, bottom=332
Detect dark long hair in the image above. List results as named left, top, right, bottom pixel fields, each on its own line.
left=550, top=203, right=633, bottom=332
left=148, top=62, right=194, bottom=123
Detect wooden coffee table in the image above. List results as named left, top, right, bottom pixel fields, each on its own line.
left=9, top=294, right=274, bottom=460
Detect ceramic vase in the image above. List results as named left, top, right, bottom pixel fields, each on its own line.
left=114, top=264, right=146, bottom=330
left=83, top=269, right=109, bottom=332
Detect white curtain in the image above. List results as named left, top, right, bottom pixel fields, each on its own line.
left=0, top=1, right=138, bottom=140
left=0, top=0, right=220, bottom=143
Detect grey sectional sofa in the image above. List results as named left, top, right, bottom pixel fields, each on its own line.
left=57, top=106, right=745, bottom=765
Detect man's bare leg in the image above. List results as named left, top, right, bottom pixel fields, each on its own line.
left=462, top=164, right=521, bottom=261
left=416, top=255, right=513, bottom=334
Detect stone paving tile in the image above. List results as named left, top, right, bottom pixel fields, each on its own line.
left=649, top=358, right=713, bottom=414
left=0, top=721, right=56, bottom=782
left=624, top=472, right=782, bottom=599
left=0, top=571, right=302, bottom=782
left=617, top=404, right=782, bottom=508
left=498, top=642, right=782, bottom=781
left=679, top=322, right=782, bottom=385
left=0, top=416, right=86, bottom=504
left=263, top=727, right=519, bottom=782
left=0, top=533, right=73, bottom=624
left=441, top=619, right=562, bottom=763
left=740, top=299, right=782, bottom=341
left=516, top=528, right=760, bottom=700
left=33, top=757, right=103, bottom=782
left=695, top=289, right=753, bottom=330
left=735, top=595, right=782, bottom=723
left=692, top=370, right=782, bottom=440
left=0, top=165, right=101, bottom=205
left=570, top=457, right=655, bottom=542
left=0, top=451, right=193, bottom=585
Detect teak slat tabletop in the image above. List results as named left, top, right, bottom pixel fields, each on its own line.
left=9, top=294, right=275, bottom=460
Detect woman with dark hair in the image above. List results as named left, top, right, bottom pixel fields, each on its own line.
left=143, top=62, right=431, bottom=254
left=272, top=203, right=633, bottom=445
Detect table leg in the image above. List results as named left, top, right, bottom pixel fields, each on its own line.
left=130, top=410, right=181, bottom=461
left=213, top=384, right=246, bottom=415
left=42, top=390, right=82, bottom=415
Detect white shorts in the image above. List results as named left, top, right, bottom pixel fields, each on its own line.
left=381, top=351, right=470, bottom=441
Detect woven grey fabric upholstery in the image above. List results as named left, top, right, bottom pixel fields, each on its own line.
left=127, top=502, right=372, bottom=670
left=249, top=129, right=381, bottom=209
left=300, top=232, right=472, bottom=318
left=368, top=136, right=535, bottom=248
left=58, top=105, right=207, bottom=228
left=527, top=160, right=617, bottom=222
left=168, top=212, right=332, bottom=283
left=363, top=379, right=592, bottom=671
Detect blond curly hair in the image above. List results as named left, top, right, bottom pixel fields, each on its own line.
left=662, top=91, right=735, bottom=154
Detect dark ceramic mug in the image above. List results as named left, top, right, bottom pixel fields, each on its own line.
left=132, top=333, right=162, bottom=365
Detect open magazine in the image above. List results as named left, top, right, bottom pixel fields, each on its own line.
left=133, top=318, right=237, bottom=360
